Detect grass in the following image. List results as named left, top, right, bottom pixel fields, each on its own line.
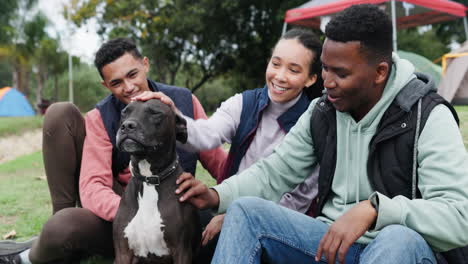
left=0, top=106, right=467, bottom=263
left=0, top=151, right=215, bottom=264
left=455, top=105, right=468, bottom=147
left=0, top=152, right=50, bottom=240
left=0, top=116, right=43, bottom=137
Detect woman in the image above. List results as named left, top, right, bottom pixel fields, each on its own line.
left=134, top=27, right=323, bottom=258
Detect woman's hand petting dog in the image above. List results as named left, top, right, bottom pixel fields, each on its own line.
left=202, top=214, right=225, bottom=246
left=176, top=172, right=220, bottom=210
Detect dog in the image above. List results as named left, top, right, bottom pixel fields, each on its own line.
left=114, top=99, right=201, bottom=264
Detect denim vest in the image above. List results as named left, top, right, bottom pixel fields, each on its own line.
left=220, top=85, right=311, bottom=182
left=96, top=79, right=198, bottom=178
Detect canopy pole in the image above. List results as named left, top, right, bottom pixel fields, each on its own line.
left=282, top=22, right=288, bottom=36
left=67, top=4, right=74, bottom=104
left=464, top=17, right=468, bottom=41
left=391, top=0, right=398, bottom=52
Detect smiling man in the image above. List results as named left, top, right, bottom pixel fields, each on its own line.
left=175, top=4, right=468, bottom=264
left=0, top=38, right=226, bottom=263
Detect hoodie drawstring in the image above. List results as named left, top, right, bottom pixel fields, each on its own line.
left=343, top=119, right=351, bottom=210
left=343, top=120, right=363, bottom=211
left=356, top=124, right=362, bottom=204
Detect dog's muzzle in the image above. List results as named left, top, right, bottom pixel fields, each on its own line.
left=118, top=137, right=146, bottom=153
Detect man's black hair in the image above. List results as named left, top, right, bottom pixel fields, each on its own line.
left=280, top=27, right=324, bottom=99
left=94, top=38, right=143, bottom=79
left=325, top=4, right=393, bottom=65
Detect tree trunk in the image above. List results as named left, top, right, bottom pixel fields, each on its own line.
left=53, top=76, right=58, bottom=102
left=12, top=69, right=18, bottom=90
left=35, top=67, right=47, bottom=111
left=23, top=69, right=30, bottom=97
left=168, top=60, right=182, bottom=85
left=191, top=73, right=212, bottom=93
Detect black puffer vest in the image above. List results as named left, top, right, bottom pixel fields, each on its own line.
left=96, top=79, right=198, bottom=178
left=310, top=73, right=459, bottom=213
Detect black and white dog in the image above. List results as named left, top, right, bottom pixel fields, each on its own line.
left=114, top=99, right=201, bottom=264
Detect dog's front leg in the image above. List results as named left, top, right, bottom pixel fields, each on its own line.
left=114, top=238, right=135, bottom=264
left=173, top=236, right=194, bottom=264
left=173, top=251, right=192, bottom=264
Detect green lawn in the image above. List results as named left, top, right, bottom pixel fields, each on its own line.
left=0, top=151, right=214, bottom=264
left=0, top=106, right=467, bottom=262
left=456, top=105, right=468, bottom=147
left=0, top=116, right=43, bottom=137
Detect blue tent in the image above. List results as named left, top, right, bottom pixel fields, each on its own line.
left=0, top=87, right=35, bottom=116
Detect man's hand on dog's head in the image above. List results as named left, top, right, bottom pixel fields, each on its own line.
left=132, top=91, right=179, bottom=114
left=176, top=172, right=220, bottom=210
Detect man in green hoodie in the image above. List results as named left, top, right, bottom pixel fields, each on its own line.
left=176, top=4, right=468, bottom=264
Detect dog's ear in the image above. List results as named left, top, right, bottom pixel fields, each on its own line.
left=175, top=112, right=188, bottom=143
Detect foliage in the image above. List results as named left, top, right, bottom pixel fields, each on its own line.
left=0, top=0, right=18, bottom=45
left=0, top=60, right=11, bottom=87
left=71, top=0, right=306, bottom=94
left=433, top=0, right=468, bottom=46
left=43, top=63, right=106, bottom=112
left=0, top=0, right=75, bottom=111
left=193, top=79, right=233, bottom=114
left=397, top=28, right=450, bottom=61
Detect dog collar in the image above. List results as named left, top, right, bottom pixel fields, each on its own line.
left=135, top=159, right=179, bottom=186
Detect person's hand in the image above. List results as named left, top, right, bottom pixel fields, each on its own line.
left=175, top=172, right=220, bottom=210
left=202, top=214, right=225, bottom=246
left=316, top=200, right=377, bottom=264
left=131, top=91, right=176, bottom=111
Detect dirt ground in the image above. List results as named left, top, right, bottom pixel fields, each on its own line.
left=0, top=129, right=42, bottom=164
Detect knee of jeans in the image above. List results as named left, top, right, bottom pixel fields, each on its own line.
left=42, top=208, right=83, bottom=246
left=44, top=103, right=82, bottom=131
left=379, top=225, right=427, bottom=250
left=228, top=197, right=265, bottom=215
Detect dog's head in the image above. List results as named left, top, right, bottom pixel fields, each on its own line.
left=116, top=99, right=187, bottom=155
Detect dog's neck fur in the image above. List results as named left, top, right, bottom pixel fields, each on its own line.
left=129, top=149, right=177, bottom=178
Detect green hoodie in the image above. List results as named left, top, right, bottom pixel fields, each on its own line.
left=213, top=53, right=468, bottom=252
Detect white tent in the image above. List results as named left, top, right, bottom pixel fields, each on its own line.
left=438, top=42, right=468, bottom=104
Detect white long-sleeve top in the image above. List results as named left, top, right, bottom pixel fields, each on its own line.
left=181, top=91, right=300, bottom=172
left=179, top=90, right=318, bottom=213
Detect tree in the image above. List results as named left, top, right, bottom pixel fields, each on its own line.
left=433, top=0, right=468, bottom=46
left=398, top=28, right=450, bottom=61
left=71, top=0, right=306, bottom=93
left=24, top=12, right=50, bottom=107
left=0, top=0, right=20, bottom=45
left=0, top=0, right=38, bottom=95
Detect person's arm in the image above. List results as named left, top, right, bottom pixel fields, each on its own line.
left=371, top=104, right=468, bottom=251
left=212, top=100, right=320, bottom=212
left=191, top=95, right=228, bottom=181
left=79, top=109, right=123, bottom=221
left=133, top=91, right=242, bottom=151
left=181, top=94, right=242, bottom=152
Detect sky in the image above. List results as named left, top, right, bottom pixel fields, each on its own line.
left=38, top=0, right=101, bottom=64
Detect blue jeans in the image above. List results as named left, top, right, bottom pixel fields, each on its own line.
left=212, top=197, right=436, bottom=264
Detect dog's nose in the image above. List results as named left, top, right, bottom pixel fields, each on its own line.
left=120, top=120, right=138, bottom=132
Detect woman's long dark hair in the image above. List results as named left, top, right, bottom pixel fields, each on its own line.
left=279, top=28, right=324, bottom=100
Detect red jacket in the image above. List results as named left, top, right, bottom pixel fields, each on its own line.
left=79, top=95, right=227, bottom=221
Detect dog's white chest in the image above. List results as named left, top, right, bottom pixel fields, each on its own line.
left=124, top=160, right=170, bottom=257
